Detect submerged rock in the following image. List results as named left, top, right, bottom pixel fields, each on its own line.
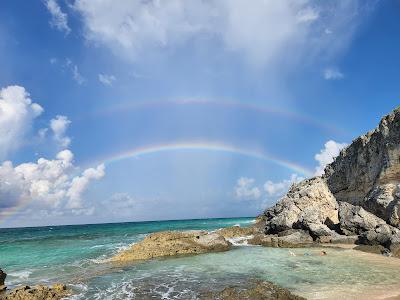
left=111, top=230, right=231, bottom=263
left=2, top=284, right=69, bottom=300
left=201, top=280, right=306, bottom=300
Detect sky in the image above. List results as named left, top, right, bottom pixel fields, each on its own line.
left=0, top=0, right=399, bottom=228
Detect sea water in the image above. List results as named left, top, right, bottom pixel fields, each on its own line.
left=1, top=218, right=400, bottom=299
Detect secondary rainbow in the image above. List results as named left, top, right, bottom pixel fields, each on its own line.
left=99, top=141, right=313, bottom=176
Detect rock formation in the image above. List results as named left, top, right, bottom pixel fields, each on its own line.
left=261, top=107, right=400, bottom=256
left=1, top=284, right=69, bottom=300
left=201, top=280, right=306, bottom=300
left=111, top=230, right=232, bottom=263
left=0, top=269, right=6, bottom=293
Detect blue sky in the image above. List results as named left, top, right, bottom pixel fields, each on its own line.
left=0, top=0, right=399, bottom=227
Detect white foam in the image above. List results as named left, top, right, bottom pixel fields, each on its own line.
left=227, top=235, right=254, bottom=246
left=8, top=270, right=32, bottom=280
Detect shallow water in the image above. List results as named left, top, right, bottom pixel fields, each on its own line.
left=1, top=218, right=400, bottom=299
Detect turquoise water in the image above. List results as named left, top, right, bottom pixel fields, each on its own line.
left=1, top=217, right=400, bottom=299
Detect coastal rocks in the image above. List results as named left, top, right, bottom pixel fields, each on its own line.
left=217, top=225, right=257, bottom=239
left=338, top=202, right=387, bottom=235
left=325, top=107, right=400, bottom=219
left=201, top=280, right=306, bottom=300
left=111, top=230, right=231, bottom=263
left=248, top=230, right=313, bottom=248
left=2, top=284, right=69, bottom=300
left=0, top=269, right=6, bottom=293
left=358, top=224, right=400, bottom=246
left=264, top=177, right=339, bottom=237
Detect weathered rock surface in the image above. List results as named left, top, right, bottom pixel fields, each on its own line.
left=201, top=280, right=306, bottom=300
left=325, top=107, right=400, bottom=225
left=111, top=230, right=231, bottom=263
left=260, top=107, right=400, bottom=255
left=217, top=225, right=258, bottom=239
left=0, top=269, right=6, bottom=293
left=338, top=202, right=387, bottom=235
left=264, top=177, right=338, bottom=237
left=1, top=284, right=69, bottom=300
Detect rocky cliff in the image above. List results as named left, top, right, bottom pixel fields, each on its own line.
left=262, top=107, right=400, bottom=256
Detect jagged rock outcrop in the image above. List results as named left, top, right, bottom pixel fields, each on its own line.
left=1, top=284, right=69, bottom=300
left=264, top=177, right=339, bottom=237
left=111, top=230, right=231, bottom=263
left=262, top=107, right=400, bottom=254
left=325, top=107, right=400, bottom=226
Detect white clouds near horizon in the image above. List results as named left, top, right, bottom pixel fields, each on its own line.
left=324, top=67, right=344, bottom=80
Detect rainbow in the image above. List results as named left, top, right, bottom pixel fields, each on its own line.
left=91, top=99, right=346, bottom=136
left=97, top=141, right=313, bottom=176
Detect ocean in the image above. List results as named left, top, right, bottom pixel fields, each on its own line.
left=1, top=217, right=400, bottom=299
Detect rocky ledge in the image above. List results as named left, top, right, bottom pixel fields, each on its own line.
left=111, top=230, right=232, bottom=263
left=0, top=269, right=70, bottom=300
left=201, top=280, right=305, bottom=300
left=261, top=107, right=400, bottom=256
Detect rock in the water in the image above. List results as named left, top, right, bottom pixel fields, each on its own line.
left=338, top=202, right=387, bottom=235
left=3, top=284, right=69, bottom=300
left=0, top=269, right=6, bottom=293
left=201, top=280, right=306, bottom=300
left=264, top=177, right=339, bottom=237
left=111, top=230, right=231, bottom=263
left=248, top=234, right=275, bottom=247
left=271, top=230, right=313, bottom=248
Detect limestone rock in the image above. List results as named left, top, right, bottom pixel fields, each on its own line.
left=217, top=226, right=257, bottom=239
left=247, top=234, right=275, bottom=246
left=270, top=230, right=313, bottom=248
left=264, top=177, right=339, bottom=237
left=325, top=107, right=400, bottom=223
left=338, top=202, right=387, bottom=235
left=358, top=224, right=400, bottom=247
left=354, top=245, right=387, bottom=255
left=201, top=280, right=306, bottom=300
left=3, top=284, right=69, bottom=300
left=111, top=230, right=231, bottom=263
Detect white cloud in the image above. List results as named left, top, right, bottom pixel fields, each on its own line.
left=264, top=174, right=304, bottom=197
left=72, top=65, right=86, bottom=85
left=314, top=140, right=348, bottom=175
left=44, top=0, right=71, bottom=34
left=98, top=74, right=116, bottom=86
left=73, top=0, right=370, bottom=66
left=66, top=164, right=105, bottom=209
left=0, top=149, right=105, bottom=211
left=323, top=67, right=344, bottom=80
left=50, top=115, right=71, bottom=148
left=234, top=177, right=261, bottom=200
left=0, top=85, right=43, bottom=160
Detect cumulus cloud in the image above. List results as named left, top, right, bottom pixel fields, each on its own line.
left=0, top=149, right=105, bottom=211
left=234, top=177, right=261, bottom=200
left=264, top=174, right=304, bottom=197
left=44, top=0, right=71, bottom=34
left=50, top=115, right=71, bottom=148
left=0, top=85, right=43, bottom=159
left=66, top=164, right=105, bottom=209
left=73, top=0, right=371, bottom=66
left=314, top=140, right=348, bottom=175
left=98, top=74, right=116, bottom=86
left=324, top=67, right=344, bottom=80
